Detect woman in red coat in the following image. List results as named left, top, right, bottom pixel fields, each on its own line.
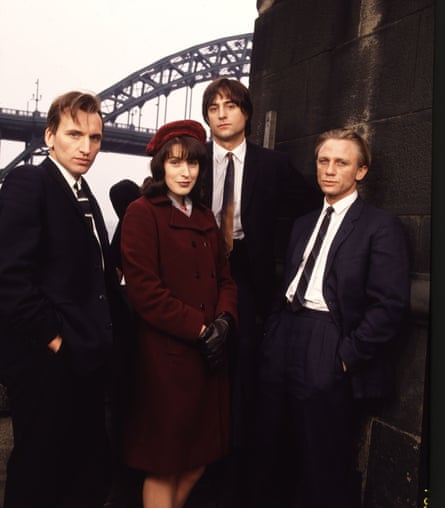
left=120, top=120, right=238, bottom=508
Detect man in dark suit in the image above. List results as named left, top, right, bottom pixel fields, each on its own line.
left=199, top=78, right=318, bottom=506
left=201, top=78, right=287, bottom=446
left=0, top=91, right=121, bottom=508
left=254, top=128, right=411, bottom=508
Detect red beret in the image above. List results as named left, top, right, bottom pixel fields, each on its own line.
left=146, top=119, right=207, bottom=156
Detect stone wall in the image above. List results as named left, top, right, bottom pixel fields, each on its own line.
left=249, top=1, right=432, bottom=506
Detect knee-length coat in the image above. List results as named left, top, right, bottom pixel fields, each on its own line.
left=120, top=194, right=238, bottom=475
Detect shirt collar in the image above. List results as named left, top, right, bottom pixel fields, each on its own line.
left=323, top=190, right=358, bottom=215
left=49, top=155, right=81, bottom=192
left=213, top=139, right=246, bottom=165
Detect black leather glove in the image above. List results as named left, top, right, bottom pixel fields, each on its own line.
left=198, top=312, right=234, bottom=374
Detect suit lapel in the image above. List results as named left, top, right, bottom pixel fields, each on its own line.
left=43, top=159, right=84, bottom=220
left=204, top=143, right=214, bottom=208
left=43, top=158, right=109, bottom=253
left=241, top=142, right=259, bottom=217
left=81, top=178, right=110, bottom=251
left=284, top=212, right=319, bottom=288
left=324, top=197, right=364, bottom=276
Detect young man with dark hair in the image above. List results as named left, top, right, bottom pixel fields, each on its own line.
left=201, top=77, right=319, bottom=506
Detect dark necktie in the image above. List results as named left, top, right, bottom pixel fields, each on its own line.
left=291, top=206, right=334, bottom=311
left=74, top=182, right=95, bottom=234
left=220, top=152, right=235, bottom=255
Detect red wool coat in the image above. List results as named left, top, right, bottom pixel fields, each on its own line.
left=120, top=195, right=238, bottom=475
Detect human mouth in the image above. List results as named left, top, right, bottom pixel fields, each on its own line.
left=75, top=158, right=91, bottom=166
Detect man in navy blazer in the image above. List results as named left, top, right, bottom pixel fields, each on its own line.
left=254, top=129, right=410, bottom=508
left=0, top=91, right=122, bottom=508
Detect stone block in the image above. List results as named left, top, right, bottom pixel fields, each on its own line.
left=363, top=419, right=421, bottom=508
left=362, top=112, right=432, bottom=215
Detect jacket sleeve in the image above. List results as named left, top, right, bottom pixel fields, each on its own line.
left=0, top=167, right=60, bottom=346
left=337, top=213, right=411, bottom=372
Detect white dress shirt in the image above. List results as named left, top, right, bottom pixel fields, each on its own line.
left=211, top=140, right=246, bottom=240
left=286, top=191, right=359, bottom=311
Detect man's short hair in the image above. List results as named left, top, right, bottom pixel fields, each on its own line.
left=315, top=128, right=371, bottom=167
left=46, top=91, right=103, bottom=134
left=202, top=78, right=253, bottom=136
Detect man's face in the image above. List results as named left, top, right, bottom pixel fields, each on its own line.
left=45, top=110, right=103, bottom=179
left=206, top=92, right=248, bottom=147
left=316, top=138, right=368, bottom=204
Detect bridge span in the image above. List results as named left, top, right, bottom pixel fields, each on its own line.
left=0, top=33, right=252, bottom=181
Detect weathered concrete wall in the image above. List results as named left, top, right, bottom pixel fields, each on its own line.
left=250, top=1, right=432, bottom=506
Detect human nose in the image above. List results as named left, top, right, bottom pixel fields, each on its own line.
left=325, top=161, right=336, bottom=174
left=79, top=136, right=90, bottom=155
left=217, top=104, right=227, bottom=118
left=180, top=162, right=192, bottom=176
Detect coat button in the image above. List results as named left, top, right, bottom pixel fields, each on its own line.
left=210, top=272, right=216, bottom=278
left=191, top=241, right=197, bottom=247
left=99, top=294, right=107, bottom=301
left=199, top=303, right=206, bottom=310
left=203, top=241, right=208, bottom=247
left=195, top=272, right=200, bottom=279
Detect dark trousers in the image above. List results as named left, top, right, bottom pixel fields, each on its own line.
left=252, top=307, right=358, bottom=508
left=2, top=346, right=111, bottom=508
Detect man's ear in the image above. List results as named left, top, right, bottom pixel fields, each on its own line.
left=44, top=128, right=54, bottom=149
left=356, top=165, right=368, bottom=182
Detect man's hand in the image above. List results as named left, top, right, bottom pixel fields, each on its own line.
left=48, top=335, right=63, bottom=353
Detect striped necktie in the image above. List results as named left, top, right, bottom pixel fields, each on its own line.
left=73, top=181, right=104, bottom=267
left=220, top=152, right=235, bottom=255
left=74, top=181, right=95, bottom=233
left=291, top=206, right=334, bottom=311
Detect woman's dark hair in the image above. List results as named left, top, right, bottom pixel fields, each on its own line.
left=141, top=136, right=208, bottom=202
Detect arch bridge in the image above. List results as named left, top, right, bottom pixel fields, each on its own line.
left=0, top=33, right=252, bottom=181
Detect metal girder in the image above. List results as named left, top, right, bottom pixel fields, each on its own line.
left=0, top=33, right=252, bottom=177
left=99, top=33, right=253, bottom=123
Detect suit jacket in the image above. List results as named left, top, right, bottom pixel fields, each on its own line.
left=203, top=141, right=292, bottom=316
left=0, top=158, right=120, bottom=375
left=278, top=196, right=410, bottom=398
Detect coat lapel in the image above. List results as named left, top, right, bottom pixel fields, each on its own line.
left=204, top=143, right=214, bottom=208
left=241, top=142, right=259, bottom=217
left=284, top=212, right=319, bottom=288
left=324, top=197, right=364, bottom=276
left=81, top=177, right=110, bottom=251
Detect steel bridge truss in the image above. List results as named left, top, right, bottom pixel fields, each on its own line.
left=0, top=33, right=252, bottom=180
left=100, top=33, right=253, bottom=124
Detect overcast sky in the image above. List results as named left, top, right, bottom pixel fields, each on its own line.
left=0, top=0, right=258, bottom=234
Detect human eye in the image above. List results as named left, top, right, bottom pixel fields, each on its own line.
left=317, top=158, right=328, bottom=165
left=90, top=134, right=102, bottom=143
left=208, top=105, right=217, bottom=114
left=67, top=131, right=81, bottom=139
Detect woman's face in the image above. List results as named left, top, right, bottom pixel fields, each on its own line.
left=164, top=143, right=199, bottom=202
